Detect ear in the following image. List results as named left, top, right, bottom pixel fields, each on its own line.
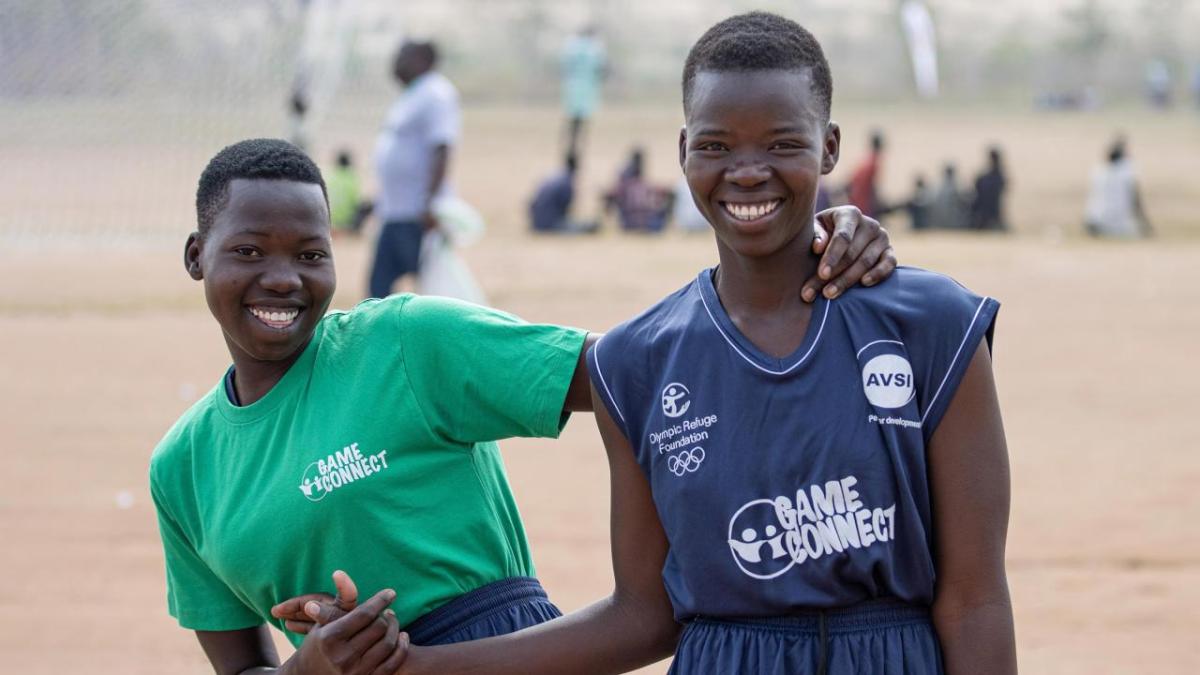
left=821, top=121, right=841, bottom=175
left=184, top=232, right=204, bottom=281
left=678, top=125, right=688, bottom=171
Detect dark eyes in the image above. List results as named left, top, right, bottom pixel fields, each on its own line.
left=693, top=141, right=807, bottom=152
left=231, top=246, right=327, bottom=262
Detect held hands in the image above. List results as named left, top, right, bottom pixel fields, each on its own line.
left=272, top=571, right=409, bottom=675
left=805, top=206, right=896, bottom=302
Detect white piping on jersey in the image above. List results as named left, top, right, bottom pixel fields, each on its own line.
left=920, top=297, right=991, bottom=426
left=698, top=289, right=831, bottom=376
left=589, top=336, right=627, bottom=425
left=855, top=339, right=905, bottom=359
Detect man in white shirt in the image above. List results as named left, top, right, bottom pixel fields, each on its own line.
left=370, top=40, right=461, bottom=298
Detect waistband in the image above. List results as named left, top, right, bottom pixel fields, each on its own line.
left=404, top=577, right=550, bottom=645
left=690, top=597, right=931, bottom=634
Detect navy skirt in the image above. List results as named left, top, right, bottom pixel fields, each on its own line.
left=670, top=598, right=943, bottom=675
left=404, top=576, right=561, bottom=646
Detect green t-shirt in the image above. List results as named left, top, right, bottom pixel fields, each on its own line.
left=149, top=294, right=585, bottom=645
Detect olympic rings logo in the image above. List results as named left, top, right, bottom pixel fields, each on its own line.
left=667, top=447, right=706, bottom=476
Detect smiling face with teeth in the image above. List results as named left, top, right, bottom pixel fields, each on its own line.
left=680, top=68, right=840, bottom=263
left=186, top=178, right=335, bottom=372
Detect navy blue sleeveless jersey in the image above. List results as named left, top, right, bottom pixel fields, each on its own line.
left=587, top=266, right=999, bottom=621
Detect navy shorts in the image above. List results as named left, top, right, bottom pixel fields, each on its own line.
left=404, top=577, right=561, bottom=646
left=368, top=220, right=424, bottom=298
left=670, top=598, right=943, bottom=675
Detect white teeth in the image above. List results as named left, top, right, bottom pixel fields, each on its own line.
left=725, top=200, right=780, bottom=221
left=250, top=307, right=299, bottom=325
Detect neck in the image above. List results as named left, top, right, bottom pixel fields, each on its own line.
left=713, top=230, right=818, bottom=315
left=226, top=338, right=310, bottom=406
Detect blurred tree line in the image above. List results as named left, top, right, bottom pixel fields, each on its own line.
left=1, top=0, right=1196, bottom=104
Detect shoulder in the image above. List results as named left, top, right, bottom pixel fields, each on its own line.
left=424, top=73, right=459, bottom=103
left=839, top=266, right=995, bottom=324
left=149, top=389, right=222, bottom=492
left=591, top=276, right=703, bottom=377
left=321, top=294, right=412, bottom=334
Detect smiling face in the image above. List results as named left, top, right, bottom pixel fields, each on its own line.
left=681, top=68, right=839, bottom=260
left=186, top=178, right=335, bottom=367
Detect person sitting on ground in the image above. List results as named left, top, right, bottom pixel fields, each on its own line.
left=328, top=149, right=371, bottom=236
left=529, top=153, right=598, bottom=234
left=970, top=146, right=1008, bottom=231
left=605, top=147, right=674, bottom=233
left=906, top=174, right=933, bottom=231
left=927, top=162, right=969, bottom=230
left=1085, top=138, right=1153, bottom=238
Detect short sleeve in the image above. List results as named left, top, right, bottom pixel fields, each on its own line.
left=426, top=83, right=460, bottom=146
left=892, top=269, right=1000, bottom=442
left=400, top=295, right=586, bottom=445
left=150, top=472, right=261, bottom=631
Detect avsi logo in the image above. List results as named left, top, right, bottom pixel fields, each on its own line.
left=861, top=354, right=915, bottom=409
left=661, top=382, right=691, bottom=418
left=298, top=442, right=390, bottom=502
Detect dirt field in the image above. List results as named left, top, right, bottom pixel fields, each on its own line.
left=1, top=103, right=1197, bottom=673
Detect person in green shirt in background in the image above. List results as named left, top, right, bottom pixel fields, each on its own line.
left=327, top=148, right=370, bottom=236
left=151, top=138, right=896, bottom=674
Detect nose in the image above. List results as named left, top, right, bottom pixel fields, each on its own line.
left=258, top=257, right=302, bottom=294
left=725, top=160, right=771, bottom=188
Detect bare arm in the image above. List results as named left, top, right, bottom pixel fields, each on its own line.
left=196, top=626, right=281, bottom=675
left=928, top=342, right=1017, bottom=675
left=563, top=333, right=601, bottom=412
left=401, top=384, right=679, bottom=674
left=421, top=145, right=450, bottom=229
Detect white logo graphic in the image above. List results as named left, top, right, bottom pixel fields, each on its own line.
left=728, top=475, right=897, bottom=580
left=728, top=499, right=795, bottom=579
left=861, top=354, right=915, bottom=409
left=667, top=447, right=706, bottom=476
left=298, top=442, right=390, bottom=502
left=661, top=382, right=691, bottom=418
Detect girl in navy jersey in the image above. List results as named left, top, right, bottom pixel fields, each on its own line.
left=581, top=13, right=1015, bottom=673
left=300, top=12, right=1014, bottom=675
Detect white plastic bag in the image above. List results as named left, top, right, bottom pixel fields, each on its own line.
left=417, top=230, right=487, bottom=305
left=432, top=196, right=486, bottom=247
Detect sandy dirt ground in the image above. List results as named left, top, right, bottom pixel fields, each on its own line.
left=1, top=104, right=1197, bottom=673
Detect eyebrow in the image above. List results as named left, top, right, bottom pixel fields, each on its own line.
left=238, top=229, right=328, bottom=243
left=691, top=125, right=812, bottom=138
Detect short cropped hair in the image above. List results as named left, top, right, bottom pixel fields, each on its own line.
left=682, top=12, right=833, bottom=120
left=195, top=138, right=327, bottom=235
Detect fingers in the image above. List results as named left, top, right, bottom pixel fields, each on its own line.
left=271, top=593, right=337, bottom=621
left=862, top=246, right=897, bottom=287
left=810, top=219, right=828, bottom=255
left=332, top=569, right=360, bottom=610
left=358, top=610, right=401, bottom=672
left=824, top=236, right=890, bottom=299
left=373, top=632, right=411, bottom=675
left=284, top=619, right=315, bottom=635
left=320, top=588, right=396, bottom=640
left=800, top=273, right=824, bottom=303
left=815, top=207, right=860, bottom=280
